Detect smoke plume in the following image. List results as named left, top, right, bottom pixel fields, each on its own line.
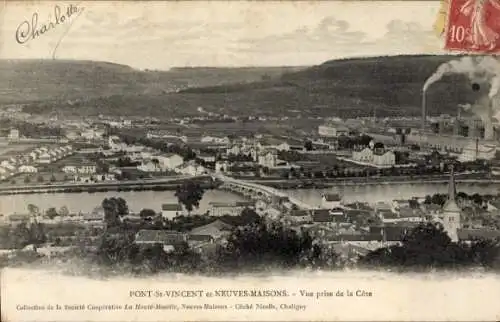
left=423, top=56, right=500, bottom=140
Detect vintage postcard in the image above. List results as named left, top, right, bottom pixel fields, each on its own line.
left=1, top=1, right=500, bottom=321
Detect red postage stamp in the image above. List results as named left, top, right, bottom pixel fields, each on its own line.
left=445, top=0, right=500, bottom=53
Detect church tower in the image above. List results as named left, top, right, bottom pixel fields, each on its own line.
left=441, top=165, right=461, bottom=242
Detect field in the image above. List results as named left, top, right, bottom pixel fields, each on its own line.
left=7, top=171, right=74, bottom=186
left=0, top=143, right=36, bottom=157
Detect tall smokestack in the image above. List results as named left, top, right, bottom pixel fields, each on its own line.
left=476, top=137, right=479, bottom=160
left=421, top=90, right=426, bottom=131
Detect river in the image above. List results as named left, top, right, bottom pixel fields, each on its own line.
left=0, top=182, right=498, bottom=215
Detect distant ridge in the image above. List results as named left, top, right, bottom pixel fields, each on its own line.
left=0, top=59, right=305, bottom=104
left=3, top=55, right=482, bottom=119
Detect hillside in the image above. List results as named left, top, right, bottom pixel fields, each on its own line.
left=178, top=55, right=481, bottom=118
left=7, top=55, right=487, bottom=119
left=0, top=59, right=306, bottom=104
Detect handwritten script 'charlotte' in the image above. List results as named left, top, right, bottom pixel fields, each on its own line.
left=15, top=4, right=84, bottom=45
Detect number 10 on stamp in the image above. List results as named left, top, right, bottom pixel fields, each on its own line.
left=444, top=0, right=500, bottom=53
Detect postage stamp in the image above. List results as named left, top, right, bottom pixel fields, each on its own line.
left=445, top=0, right=500, bottom=53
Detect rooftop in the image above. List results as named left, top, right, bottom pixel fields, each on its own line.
left=323, top=193, right=341, bottom=202
left=311, top=209, right=333, bottom=223
left=135, top=229, right=186, bottom=244
left=161, top=204, right=183, bottom=211
left=290, top=209, right=310, bottom=217
left=457, top=228, right=500, bottom=240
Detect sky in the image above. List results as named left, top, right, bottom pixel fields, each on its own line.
left=0, top=1, right=448, bottom=70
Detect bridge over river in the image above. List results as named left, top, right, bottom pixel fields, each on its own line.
left=212, top=173, right=315, bottom=209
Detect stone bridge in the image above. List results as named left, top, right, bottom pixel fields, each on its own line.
left=212, top=173, right=314, bottom=210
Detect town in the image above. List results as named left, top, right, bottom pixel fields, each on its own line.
left=1, top=98, right=500, bottom=272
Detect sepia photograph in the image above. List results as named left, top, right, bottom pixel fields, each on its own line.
left=1, top=1, right=500, bottom=321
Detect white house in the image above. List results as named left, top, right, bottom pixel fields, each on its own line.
left=352, top=147, right=396, bottom=167
left=373, top=150, right=396, bottom=167
left=62, top=163, right=97, bottom=174
left=215, top=161, right=229, bottom=173
left=458, top=142, right=496, bottom=162
left=197, top=154, right=216, bottom=163
left=18, top=165, right=38, bottom=173
left=8, top=129, right=20, bottom=140
left=161, top=203, right=183, bottom=220
left=201, top=136, right=230, bottom=144
left=318, top=124, right=349, bottom=137
left=37, top=152, right=52, bottom=164
left=258, top=151, right=277, bottom=168
left=352, top=147, right=373, bottom=163
left=226, top=145, right=241, bottom=155
left=81, top=129, right=105, bottom=140
left=137, top=160, right=162, bottom=173
left=0, top=161, right=16, bottom=171
left=321, top=193, right=342, bottom=209
left=156, top=154, right=184, bottom=170
left=178, top=163, right=206, bottom=176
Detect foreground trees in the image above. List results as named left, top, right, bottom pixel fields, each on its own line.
left=216, top=221, right=329, bottom=271
left=361, top=222, right=500, bottom=270
left=175, top=181, right=205, bottom=214
left=102, top=197, right=129, bottom=227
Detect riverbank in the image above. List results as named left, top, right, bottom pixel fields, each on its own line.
left=0, top=176, right=219, bottom=196
left=244, top=174, right=496, bottom=189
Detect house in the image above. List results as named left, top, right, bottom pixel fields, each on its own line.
left=81, top=129, right=105, bottom=140
left=258, top=150, right=277, bottom=168
left=8, top=213, right=31, bottom=224
left=397, top=207, right=425, bottom=223
left=378, top=209, right=399, bottom=223
left=321, top=193, right=342, bottom=209
left=375, top=202, right=392, bottom=211
left=156, top=154, right=184, bottom=170
left=83, top=207, right=105, bottom=223
left=318, top=124, right=349, bottom=137
left=392, top=199, right=411, bottom=210
left=197, top=154, right=216, bottom=163
left=457, top=228, right=500, bottom=241
left=0, top=166, right=11, bottom=176
left=458, top=142, right=496, bottom=162
left=257, top=138, right=291, bottom=152
left=161, top=203, right=183, bottom=220
left=373, top=150, right=396, bottom=167
left=137, top=160, right=161, bottom=173
left=65, top=130, right=79, bottom=140
left=178, top=162, right=206, bottom=176
left=352, top=146, right=396, bottom=167
left=209, top=201, right=255, bottom=217
left=201, top=136, right=230, bottom=144
left=134, top=230, right=187, bottom=250
left=62, top=162, right=97, bottom=174
left=226, top=145, right=241, bottom=156
left=18, top=165, right=38, bottom=173
left=189, top=219, right=233, bottom=240
left=0, top=160, right=16, bottom=171
left=215, top=161, right=229, bottom=173
left=37, top=152, right=52, bottom=164
left=287, top=209, right=312, bottom=224
left=311, top=209, right=333, bottom=223
left=8, top=128, right=20, bottom=140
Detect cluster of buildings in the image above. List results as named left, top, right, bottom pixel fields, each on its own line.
left=0, top=145, right=73, bottom=181
left=317, top=116, right=499, bottom=168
